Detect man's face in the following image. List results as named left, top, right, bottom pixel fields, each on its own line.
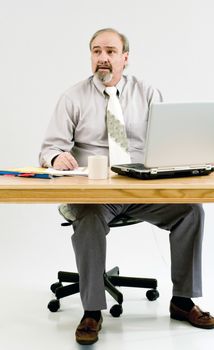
left=91, top=31, right=129, bottom=86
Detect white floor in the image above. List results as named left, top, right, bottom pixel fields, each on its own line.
left=1, top=204, right=214, bottom=350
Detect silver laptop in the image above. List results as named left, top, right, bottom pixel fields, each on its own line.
left=111, top=102, right=214, bottom=179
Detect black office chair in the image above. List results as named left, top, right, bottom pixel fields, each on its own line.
left=48, top=211, right=159, bottom=317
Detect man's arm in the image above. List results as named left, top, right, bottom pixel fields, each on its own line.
left=146, top=85, right=163, bottom=105
left=39, top=94, right=77, bottom=168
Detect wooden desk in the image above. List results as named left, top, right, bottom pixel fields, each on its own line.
left=1, top=172, right=214, bottom=204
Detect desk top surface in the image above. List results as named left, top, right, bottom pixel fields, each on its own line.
left=1, top=172, right=214, bottom=203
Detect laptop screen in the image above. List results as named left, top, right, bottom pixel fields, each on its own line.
left=144, top=102, right=214, bottom=169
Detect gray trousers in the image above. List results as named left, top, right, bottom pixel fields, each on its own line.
left=70, top=203, right=204, bottom=311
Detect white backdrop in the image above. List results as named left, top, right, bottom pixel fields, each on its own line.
left=0, top=0, right=214, bottom=303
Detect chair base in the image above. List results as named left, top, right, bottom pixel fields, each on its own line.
left=47, top=267, right=159, bottom=316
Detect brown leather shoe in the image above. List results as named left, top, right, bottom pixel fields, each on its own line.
left=170, top=302, right=214, bottom=329
left=75, top=316, right=103, bottom=345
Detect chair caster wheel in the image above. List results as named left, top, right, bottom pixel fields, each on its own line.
left=47, top=299, right=60, bottom=312
left=110, top=304, right=123, bottom=317
left=50, top=282, right=63, bottom=293
left=146, top=289, right=159, bottom=301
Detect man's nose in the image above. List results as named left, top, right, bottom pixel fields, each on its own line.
left=98, top=51, right=108, bottom=63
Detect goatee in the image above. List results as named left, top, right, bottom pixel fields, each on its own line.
left=95, top=70, right=113, bottom=84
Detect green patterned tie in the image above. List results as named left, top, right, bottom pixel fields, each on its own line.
left=105, top=87, right=131, bottom=165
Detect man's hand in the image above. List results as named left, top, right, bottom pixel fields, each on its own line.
left=52, top=152, right=78, bottom=170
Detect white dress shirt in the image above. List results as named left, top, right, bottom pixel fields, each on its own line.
left=39, top=75, right=163, bottom=167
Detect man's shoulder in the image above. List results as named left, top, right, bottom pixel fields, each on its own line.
left=125, top=75, right=163, bottom=101
left=63, top=76, right=93, bottom=99
left=126, top=75, right=155, bottom=90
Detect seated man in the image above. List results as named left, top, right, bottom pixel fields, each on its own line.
left=39, top=28, right=214, bottom=345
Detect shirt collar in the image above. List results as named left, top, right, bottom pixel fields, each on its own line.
left=92, top=75, right=127, bottom=96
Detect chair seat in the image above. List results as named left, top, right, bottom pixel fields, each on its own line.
left=108, top=215, right=143, bottom=227
left=58, top=203, right=143, bottom=227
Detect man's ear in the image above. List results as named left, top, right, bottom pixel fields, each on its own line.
left=124, top=51, right=129, bottom=67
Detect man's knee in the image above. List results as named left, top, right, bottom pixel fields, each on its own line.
left=73, top=209, right=110, bottom=236
left=74, top=204, right=106, bottom=220
left=189, top=204, right=204, bottom=222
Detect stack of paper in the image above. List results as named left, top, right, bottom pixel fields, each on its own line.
left=0, top=166, right=88, bottom=178
left=46, top=167, right=88, bottom=176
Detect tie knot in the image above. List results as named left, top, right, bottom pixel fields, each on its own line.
left=105, top=86, right=117, bottom=96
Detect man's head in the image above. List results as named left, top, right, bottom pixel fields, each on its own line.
left=90, top=28, right=129, bottom=86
